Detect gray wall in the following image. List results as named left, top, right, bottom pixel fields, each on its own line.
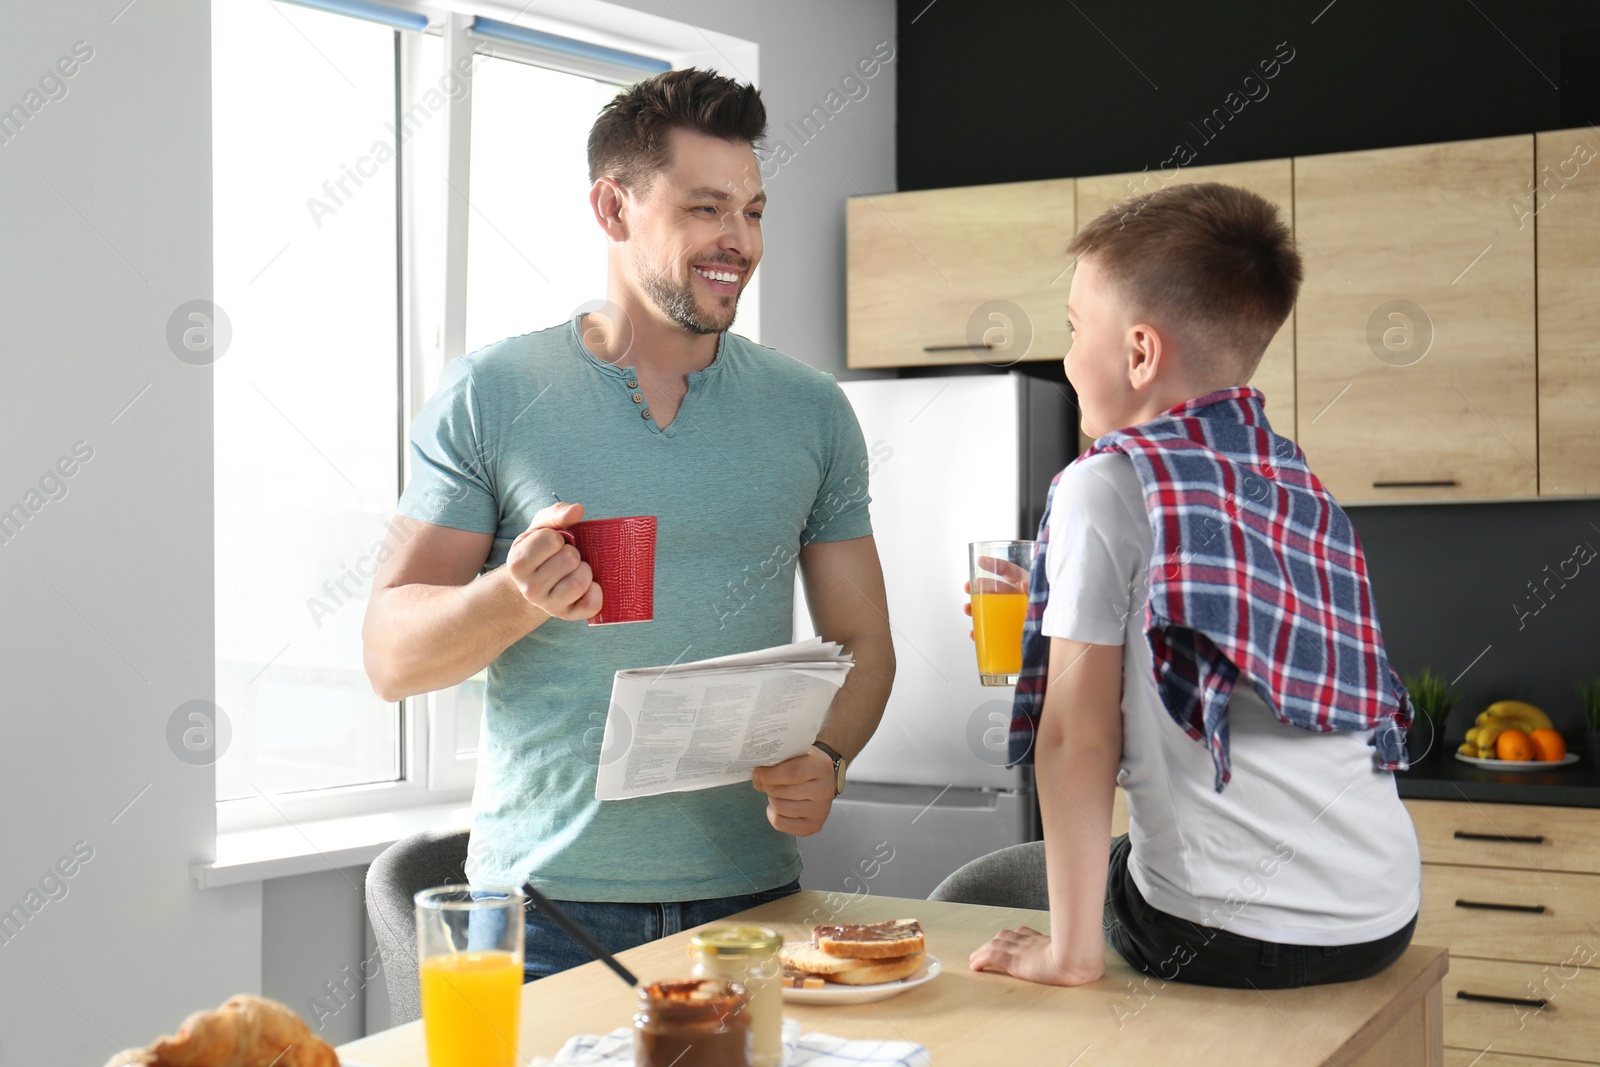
left=0, top=0, right=894, bottom=1059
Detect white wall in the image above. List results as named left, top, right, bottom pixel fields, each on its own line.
left=0, top=2, right=263, bottom=1065
left=0, top=0, right=894, bottom=1058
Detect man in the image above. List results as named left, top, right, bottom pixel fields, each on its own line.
left=361, top=67, right=894, bottom=980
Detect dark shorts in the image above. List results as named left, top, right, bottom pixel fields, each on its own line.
left=517, top=878, right=802, bottom=982
left=1102, top=834, right=1417, bottom=989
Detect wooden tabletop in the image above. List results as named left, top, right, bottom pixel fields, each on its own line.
left=338, top=891, right=1448, bottom=1066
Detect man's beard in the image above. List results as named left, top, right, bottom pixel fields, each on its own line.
left=639, top=261, right=739, bottom=336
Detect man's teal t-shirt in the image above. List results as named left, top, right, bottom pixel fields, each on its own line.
left=397, top=315, right=874, bottom=901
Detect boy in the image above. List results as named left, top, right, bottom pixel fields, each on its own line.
left=969, top=183, right=1420, bottom=989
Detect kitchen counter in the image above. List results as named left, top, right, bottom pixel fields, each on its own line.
left=1396, top=750, right=1600, bottom=807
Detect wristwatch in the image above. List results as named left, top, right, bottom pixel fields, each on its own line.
left=812, top=740, right=847, bottom=796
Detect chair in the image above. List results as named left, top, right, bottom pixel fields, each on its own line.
left=365, top=828, right=472, bottom=1025
left=927, top=841, right=1049, bottom=910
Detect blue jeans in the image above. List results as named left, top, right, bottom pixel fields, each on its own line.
left=517, top=878, right=802, bottom=982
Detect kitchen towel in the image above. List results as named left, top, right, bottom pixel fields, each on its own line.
left=534, top=1017, right=931, bottom=1066
left=1009, top=385, right=1413, bottom=790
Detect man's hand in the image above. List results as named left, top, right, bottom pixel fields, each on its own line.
left=969, top=925, right=1105, bottom=987
left=507, top=502, right=602, bottom=621
left=751, top=746, right=836, bottom=837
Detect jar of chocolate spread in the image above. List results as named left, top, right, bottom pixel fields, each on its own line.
left=632, top=978, right=751, bottom=1067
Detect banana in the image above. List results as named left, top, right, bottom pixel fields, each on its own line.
left=1458, top=741, right=1478, bottom=756
left=1474, top=700, right=1553, bottom=734
left=1466, top=726, right=1481, bottom=745
left=1475, top=720, right=1516, bottom=756
left=1478, top=700, right=1555, bottom=735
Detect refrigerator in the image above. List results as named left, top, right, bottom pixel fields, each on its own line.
left=793, top=371, right=1078, bottom=900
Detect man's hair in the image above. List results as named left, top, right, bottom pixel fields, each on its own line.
left=1066, top=182, right=1303, bottom=384
left=587, top=68, right=766, bottom=194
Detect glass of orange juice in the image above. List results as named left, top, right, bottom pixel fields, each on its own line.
left=968, top=540, right=1037, bottom=686
left=415, top=885, right=525, bottom=1067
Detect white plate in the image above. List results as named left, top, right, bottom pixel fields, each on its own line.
left=781, top=955, right=942, bottom=1005
left=1455, top=752, right=1579, bottom=772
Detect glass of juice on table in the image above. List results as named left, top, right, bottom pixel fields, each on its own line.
left=415, top=885, right=525, bottom=1067
left=968, top=540, right=1037, bottom=686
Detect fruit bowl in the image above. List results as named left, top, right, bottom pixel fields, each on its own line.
left=1455, top=752, right=1579, bottom=772
left=1459, top=700, right=1568, bottom=763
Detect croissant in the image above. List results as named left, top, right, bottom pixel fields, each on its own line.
left=103, top=994, right=340, bottom=1067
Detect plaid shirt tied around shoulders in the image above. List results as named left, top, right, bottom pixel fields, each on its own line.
left=1008, top=386, right=1413, bottom=791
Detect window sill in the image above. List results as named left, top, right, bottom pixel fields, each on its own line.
left=194, top=801, right=473, bottom=889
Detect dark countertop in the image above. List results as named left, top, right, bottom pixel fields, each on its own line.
left=1396, top=749, right=1600, bottom=808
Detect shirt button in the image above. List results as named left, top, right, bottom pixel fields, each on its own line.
left=626, top=380, right=639, bottom=388
left=642, top=409, right=653, bottom=420
left=632, top=393, right=644, bottom=403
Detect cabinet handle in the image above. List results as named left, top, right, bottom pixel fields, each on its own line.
left=921, top=343, right=994, bottom=352
left=1454, top=899, right=1547, bottom=914
left=1371, top=479, right=1459, bottom=489
left=1454, top=831, right=1546, bottom=844
left=1456, top=991, right=1549, bottom=1009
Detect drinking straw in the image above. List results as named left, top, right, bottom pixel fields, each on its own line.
left=522, top=883, right=639, bottom=987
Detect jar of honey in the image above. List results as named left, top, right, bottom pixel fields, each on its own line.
left=689, top=926, right=782, bottom=1067
left=632, top=979, right=751, bottom=1067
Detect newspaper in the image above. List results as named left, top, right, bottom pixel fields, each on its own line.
left=593, top=638, right=854, bottom=801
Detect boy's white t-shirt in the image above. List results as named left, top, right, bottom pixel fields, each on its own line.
left=1040, top=453, right=1421, bottom=946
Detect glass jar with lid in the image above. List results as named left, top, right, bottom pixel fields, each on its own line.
left=689, top=925, right=783, bottom=1067
left=632, top=978, right=750, bottom=1067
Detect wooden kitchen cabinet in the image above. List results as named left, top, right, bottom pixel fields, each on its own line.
left=1293, top=134, right=1537, bottom=503
left=1405, top=798, right=1600, bottom=1066
left=846, top=178, right=1076, bottom=369
left=1075, top=158, right=1298, bottom=444
left=1535, top=127, right=1600, bottom=496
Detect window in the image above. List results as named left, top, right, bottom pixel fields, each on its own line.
left=461, top=49, right=618, bottom=355
left=212, top=1, right=756, bottom=830
left=212, top=1, right=402, bottom=804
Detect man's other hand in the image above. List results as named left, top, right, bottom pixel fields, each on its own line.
left=751, top=746, right=837, bottom=837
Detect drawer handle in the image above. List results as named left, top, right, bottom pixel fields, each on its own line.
left=922, top=343, right=995, bottom=352
left=1371, top=479, right=1459, bottom=488
left=1456, top=990, right=1549, bottom=1009
left=1454, top=899, right=1547, bottom=914
left=1454, top=831, right=1545, bottom=845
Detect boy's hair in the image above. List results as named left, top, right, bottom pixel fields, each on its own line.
left=587, top=68, right=766, bottom=195
left=1066, top=182, right=1303, bottom=384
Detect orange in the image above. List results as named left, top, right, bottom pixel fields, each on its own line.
left=1496, top=728, right=1533, bottom=761
left=1528, top=728, right=1567, bottom=762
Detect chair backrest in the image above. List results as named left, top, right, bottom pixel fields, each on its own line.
left=927, top=840, right=1049, bottom=910
left=364, top=828, right=472, bottom=1026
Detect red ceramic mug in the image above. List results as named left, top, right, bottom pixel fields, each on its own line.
left=554, top=516, right=657, bottom=625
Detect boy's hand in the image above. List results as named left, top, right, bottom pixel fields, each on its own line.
left=960, top=557, right=1032, bottom=640
left=969, top=925, right=1104, bottom=987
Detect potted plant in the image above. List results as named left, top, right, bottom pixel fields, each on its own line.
left=1403, top=667, right=1457, bottom=765
left=1580, top=678, right=1600, bottom=767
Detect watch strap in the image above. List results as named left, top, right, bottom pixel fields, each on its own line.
left=812, top=740, right=846, bottom=796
